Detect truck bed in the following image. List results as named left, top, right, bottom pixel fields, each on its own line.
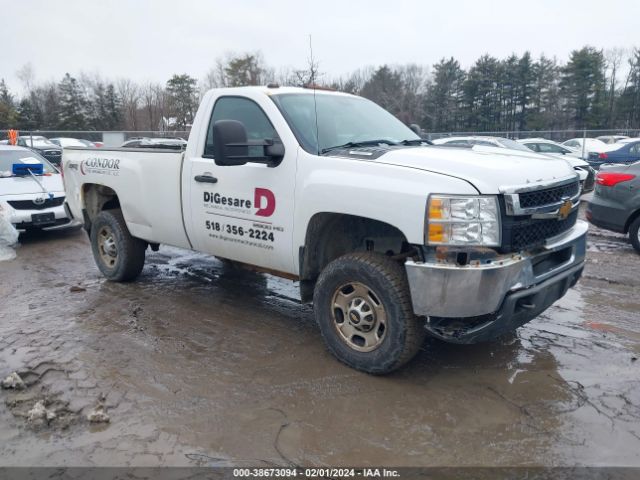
left=62, top=147, right=191, bottom=249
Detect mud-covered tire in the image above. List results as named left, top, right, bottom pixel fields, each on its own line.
left=629, top=216, right=640, bottom=254
left=90, top=209, right=146, bottom=282
left=313, top=252, right=425, bottom=374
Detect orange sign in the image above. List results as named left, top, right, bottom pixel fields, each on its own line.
left=8, top=129, right=18, bottom=145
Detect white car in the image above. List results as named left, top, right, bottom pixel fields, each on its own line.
left=517, top=138, right=594, bottom=192
left=432, top=135, right=534, bottom=153
left=596, top=135, right=629, bottom=144
left=434, top=136, right=593, bottom=193
left=617, top=137, right=640, bottom=145
left=49, top=137, right=96, bottom=148
left=562, top=138, right=609, bottom=159
left=0, top=145, right=79, bottom=232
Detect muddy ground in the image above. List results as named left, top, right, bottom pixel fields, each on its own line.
left=1, top=207, right=639, bottom=467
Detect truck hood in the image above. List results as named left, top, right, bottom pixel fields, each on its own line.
left=373, top=145, right=577, bottom=193
left=0, top=174, right=64, bottom=196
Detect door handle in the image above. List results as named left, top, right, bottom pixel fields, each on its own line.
left=194, top=175, right=218, bottom=184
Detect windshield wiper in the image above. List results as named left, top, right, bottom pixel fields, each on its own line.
left=399, top=138, right=433, bottom=146
left=321, top=139, right=398, bottom=154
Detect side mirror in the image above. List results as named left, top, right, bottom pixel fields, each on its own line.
left=211, top=120, right=250, bottom=166
left=209, top=119, right=284, bottom=167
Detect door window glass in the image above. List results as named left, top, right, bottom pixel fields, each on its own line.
left=205, top=97, right=277, bottom=157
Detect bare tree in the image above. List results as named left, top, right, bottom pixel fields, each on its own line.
left=116, top=78, right=140, bottom=130
left=605, top=47, right=626, bottom=125
left=16, top=63, right=35, bottom=92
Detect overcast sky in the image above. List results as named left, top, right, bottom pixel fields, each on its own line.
left=2, top=0, right=638, bottom=91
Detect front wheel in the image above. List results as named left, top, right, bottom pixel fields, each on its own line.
left=90, top=209, right=146, bottom=281
left=313, top=252, right=425, bottom=374
left=629, top=216, right=640, bottom=254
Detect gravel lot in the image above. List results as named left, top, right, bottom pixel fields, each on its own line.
left=1, top=206, right=639, bottom=467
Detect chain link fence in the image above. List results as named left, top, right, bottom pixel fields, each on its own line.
left=426, top=128, right=640, bottom=142
left=0, top=130, right=190, bottom=148
left=2, top=128, right=639, bottom=148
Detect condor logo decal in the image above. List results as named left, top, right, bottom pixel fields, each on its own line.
left=203, top=188, right=276, bottom=218
left=80, top=157, right=120, bottom=176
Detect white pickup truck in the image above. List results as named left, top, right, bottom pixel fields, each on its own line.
left=62, top=86, right=587, bottom=374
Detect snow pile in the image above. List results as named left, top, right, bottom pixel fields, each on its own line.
left=1, top=372, right=26, bottom=390
left=0, top=204, right=19, bottom=262
left=27, top=401, right=57, bottom=425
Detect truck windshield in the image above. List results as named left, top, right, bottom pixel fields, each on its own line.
left=271, top=93, right=419, bottom=154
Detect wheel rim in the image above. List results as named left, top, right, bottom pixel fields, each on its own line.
left=331, top=281, right=387, bottom=352
left=97, top=226, right=118, bottom=268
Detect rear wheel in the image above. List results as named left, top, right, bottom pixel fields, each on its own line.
left=629, top=216, right=640, bottom=254
left=313, top=252, right=425, bottom=374
left=90, top=210, right=146, bottom=281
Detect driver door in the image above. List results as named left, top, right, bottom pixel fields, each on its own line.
left=186, top=95, right=297, bottom=275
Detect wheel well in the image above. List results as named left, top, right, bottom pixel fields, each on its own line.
left=82, top=184, right=120, bottom=230
left=299, top=213, right=411, bottom=302
left=625, top=208, right=640, bottom=233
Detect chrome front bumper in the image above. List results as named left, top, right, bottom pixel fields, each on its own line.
left=405, top=220, right=588, bottom=319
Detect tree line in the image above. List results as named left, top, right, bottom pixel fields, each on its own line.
left=1, top=46, right=639, bottom=134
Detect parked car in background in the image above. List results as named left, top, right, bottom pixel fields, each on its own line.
left=617, top=137, right=640, bottom=145
left=596, top=135, right=629, bottom=144
left=587, top=162, right=640, bottom=253
left=0, top=145, right=79, bottom=232
left=121, top=137, right=187, bottom=150
left=587, top=140, right=640, bottom=170
left=562, top=138, right=609, bottom=159
left=16, top=136, right=63, bottom=166
left=50, top=137, right=98, bottom=148
left=432, top=135, right=533, bottom=152
left=435, top=136, right=594, bottom=193
left=517, top=138, right=595, bottom=192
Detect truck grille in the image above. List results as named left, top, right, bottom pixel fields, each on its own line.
left=7, top=196, right=65, bottom=210
left=518, top=181, right=580, bottom=209
left=502, top=209, right=578, bottom=252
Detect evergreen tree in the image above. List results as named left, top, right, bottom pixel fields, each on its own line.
left=0, top=79, right=18, bottom=129
left=360, top=66, right=404, bottom=116
left=17, top=97, right=40, bottom=130
left=560, top=47, right=607, bottom=128
left=58, top=73, right=87, bottom=130
left=166, top=74, right=198, bottom=129
left=104, top=83, right=123, bottom=129
left=516, top=52, right=535, bottom=130
left=425, top=58, right=465, bottom=131
left=224, top=54, right=265, bottom=86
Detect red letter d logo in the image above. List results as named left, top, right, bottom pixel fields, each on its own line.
left=254, top=188, right=276, bottom=217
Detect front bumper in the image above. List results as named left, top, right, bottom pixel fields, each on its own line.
left=2, top=201, right=80, bottom=231
left=405, top=220, right=588, bottom=343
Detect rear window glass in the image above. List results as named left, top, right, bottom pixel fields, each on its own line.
left=0, top=150, right=56, bottom=175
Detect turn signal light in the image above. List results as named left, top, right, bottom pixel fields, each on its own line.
left=428, top=223, right=445, bottom=243
left=595, top=172, right=635, bottom=187
left=429, top=198, right=445, bottom=219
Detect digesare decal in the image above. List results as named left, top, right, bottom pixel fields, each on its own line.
left=203, top=188, right=282, bottom=250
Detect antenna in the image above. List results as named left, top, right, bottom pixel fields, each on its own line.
left=309, top=34, right=320, bottom=156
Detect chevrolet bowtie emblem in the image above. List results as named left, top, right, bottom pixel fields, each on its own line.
left=558, top=199, right=573, bottom=220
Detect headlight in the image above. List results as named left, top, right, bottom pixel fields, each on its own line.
left=427, top=195, right=501, bottom=246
